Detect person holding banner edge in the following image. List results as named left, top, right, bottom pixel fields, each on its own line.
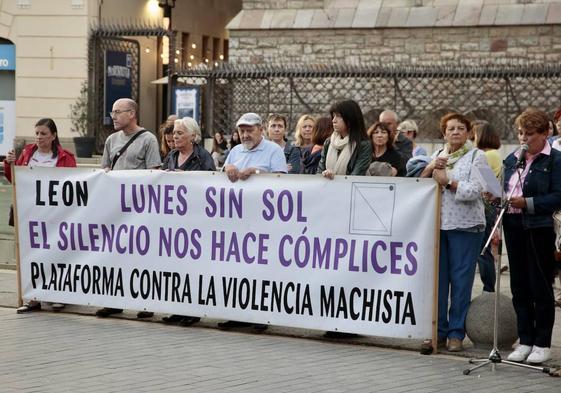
left=4, top=118, right=76, bottom=313
left=503, top=109, right=561, bottom=364
left=420, top=112, right=488, bottom=353
left=96, top=98, right=161, bottom=319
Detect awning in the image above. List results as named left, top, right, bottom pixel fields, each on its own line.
left=150, top=76, right=169, bottom=84
left=150, top=76, right=189, bottom=84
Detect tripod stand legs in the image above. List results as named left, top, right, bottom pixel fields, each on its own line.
left=464, top=348, right=551, bottom=375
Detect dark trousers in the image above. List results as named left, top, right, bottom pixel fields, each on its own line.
left=503, top=214, right=556, bottom=348
left=478, top=206, right=497, bottom=292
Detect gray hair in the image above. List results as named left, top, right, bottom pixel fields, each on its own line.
left=175, top=117, right=202, bottom=144
left=379, top=110, right=398, bottom=123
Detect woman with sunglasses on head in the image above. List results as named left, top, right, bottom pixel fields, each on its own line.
left=4, top=118, right=76, bottom=313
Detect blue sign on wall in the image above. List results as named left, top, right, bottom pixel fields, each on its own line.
left=104, top=50, right=133, bottom=125
left=0, top=45, right=15, bottom=70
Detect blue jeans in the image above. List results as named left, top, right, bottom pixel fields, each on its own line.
left=438, top=229, right=485, bottom=340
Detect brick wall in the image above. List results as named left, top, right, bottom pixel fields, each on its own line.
left=229, top=25, right=561, bottom=65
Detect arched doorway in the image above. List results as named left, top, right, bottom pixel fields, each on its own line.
left=0, top=37, right=15, bottom=156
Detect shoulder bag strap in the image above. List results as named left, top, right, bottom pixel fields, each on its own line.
left=111, top=129, right=147, bottom=170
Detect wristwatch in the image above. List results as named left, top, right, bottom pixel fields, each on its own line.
left=445, top=179, right=453, bottom=190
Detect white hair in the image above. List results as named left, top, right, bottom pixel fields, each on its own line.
left=175, top=117, right=202, bottom=144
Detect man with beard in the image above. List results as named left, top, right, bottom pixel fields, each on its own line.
left=218, top=113, right=286, bottom=332
left=223, top=112, right=287, bottom=182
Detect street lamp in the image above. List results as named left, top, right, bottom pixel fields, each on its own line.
left=158, top=0, right=176, bottom=18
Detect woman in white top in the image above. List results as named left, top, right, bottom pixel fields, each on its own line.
left=420, top=112, right=487, bottom=353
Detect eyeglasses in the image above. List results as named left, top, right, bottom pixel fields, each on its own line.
left=110, top=109, right=132, bottom=117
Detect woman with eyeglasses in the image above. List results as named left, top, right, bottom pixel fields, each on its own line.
left=420, top=112, right=488, bottom=353
left=367, top=121, right=405, bottom=176
left=4, top=118, right=76, bottom=313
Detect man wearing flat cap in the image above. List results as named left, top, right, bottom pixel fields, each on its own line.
left=223, top=112, right=287, bottom=182
left=218, top=113, right=286, bottom=332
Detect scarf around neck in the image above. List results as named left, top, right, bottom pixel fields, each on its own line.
left=326, top=132, right=354, bottom=175
left=438, top=140, right=473, bottom=172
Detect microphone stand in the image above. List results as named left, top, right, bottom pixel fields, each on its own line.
left=464, top=158, right=551, bottom=375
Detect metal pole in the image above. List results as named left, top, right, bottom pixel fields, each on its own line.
left=166, top=30, right=176, bottom=117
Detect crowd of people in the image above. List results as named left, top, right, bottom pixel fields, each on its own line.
left=6, top=97, right=561, bottom=365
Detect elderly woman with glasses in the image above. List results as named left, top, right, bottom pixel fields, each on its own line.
left=420, top=112, right=488, bottom=353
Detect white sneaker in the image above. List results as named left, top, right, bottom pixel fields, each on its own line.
left=527, top=346, right=551, bottom=364
left=507, top=344, right=532, bottom=362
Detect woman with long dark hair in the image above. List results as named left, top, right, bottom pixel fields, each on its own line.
left=317, top=99, right=372, bottom=178
left=4, top=118, right=76, bottom=313
left=211, top=131, right=229, bottom=168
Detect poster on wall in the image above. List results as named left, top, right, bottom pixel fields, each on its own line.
left=104, top=50, right=133, bottom=125
left=0, top=44, right=15, bottom=70
left=173, top=86, right=200, bottom=124
left=0, top=101, right=16, bottom=155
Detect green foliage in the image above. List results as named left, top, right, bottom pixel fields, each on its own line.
left=69, top=80, right=89, bottom=137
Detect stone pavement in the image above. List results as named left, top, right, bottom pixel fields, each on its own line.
left=1, top=307, right=560, bottom=393
left=1, top=269, right=561, bottom=392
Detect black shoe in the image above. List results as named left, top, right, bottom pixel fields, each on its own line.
left=253, top=324, right=268, bottom=333
left=323, top=331, right=359, bottom=339
left=162, top=314, right=184, bottom=324
left=217, top=320, right=252, bottom=330
left=136, top=311, right=154, bottom=319
left=95, top=308, right=123, bottom=318
left=178, top=316, right=201, bottom=327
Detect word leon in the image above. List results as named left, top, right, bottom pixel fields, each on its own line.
left=36, top=180, right=88, bottom=207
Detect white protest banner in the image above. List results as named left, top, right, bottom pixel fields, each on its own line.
left=15, top=167, right=439, bottom=339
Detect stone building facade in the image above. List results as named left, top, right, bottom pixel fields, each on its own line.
left=226, top=0, right=561, bottom=65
